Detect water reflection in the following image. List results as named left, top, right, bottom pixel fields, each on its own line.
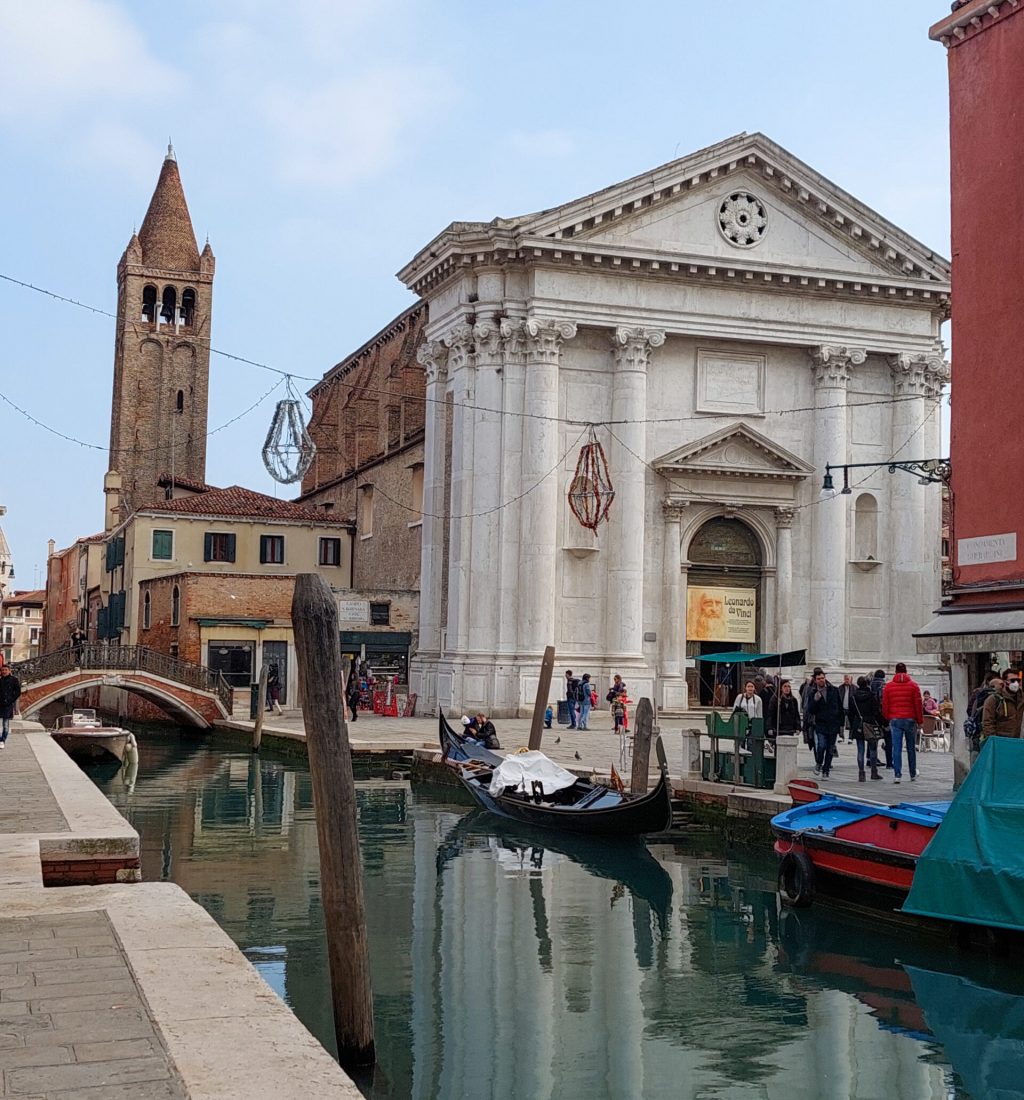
left=89, top=735, right=1024, bottom=1100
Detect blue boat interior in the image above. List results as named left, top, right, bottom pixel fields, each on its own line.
left=773, top=795, right=951, bottom=835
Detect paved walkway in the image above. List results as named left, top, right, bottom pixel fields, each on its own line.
left=0, top=734, right=67, bottom=835
left=0, top=909, right=186, bottom=1099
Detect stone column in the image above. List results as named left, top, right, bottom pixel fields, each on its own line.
left=496, top=318, right=526, bottom=659
left=443, top=323, right=475, bottom=656
left=774, top=507, right=795, bottom=654
left=809, top=345, right=863, bottom=669
left=415, top=340, right=448, bottom=658
left=887, top=351, right=945, bottom=665
left=606, top=327, right=665, bottom=660
left=660, top=502, right=684, bottom=679
left=518, top=319, right=576, bottom=656
left=467, top=314, right=502, bottom=656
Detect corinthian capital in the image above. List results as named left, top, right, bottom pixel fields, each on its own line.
left=499, top=318, right=527, bottom=363
left=524, top=318, right=577, bottom=363
left=810, top=345, right=866, bottom=389
left=443, top=322, right=475, bottom=372
left=774, top=506, right=796, bottom=529
left=472, top=315, right=502, bottom=360
left=889, top=351, right=949, bottom=398
left=416, top=340, right=448, bottom=385
left=612, top=327, right=667, bottom=372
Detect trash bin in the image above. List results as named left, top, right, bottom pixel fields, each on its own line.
left=557, top=700, right=573, bottom=725
left=250, top=682, right=260, bottom=720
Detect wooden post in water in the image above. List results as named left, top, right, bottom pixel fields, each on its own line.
left=252, top=664, right=268, bottom=753
left=630, top=697, right=654, bottom=794
left=291, top=574, right=375, bottom=1068
left=528, top=646, right=556, bottom=751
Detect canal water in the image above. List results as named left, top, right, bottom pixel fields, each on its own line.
left=90, top=733, right=1021, bottom=1100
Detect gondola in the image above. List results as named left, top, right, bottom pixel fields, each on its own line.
left=438, top=711, right=672, bottom=837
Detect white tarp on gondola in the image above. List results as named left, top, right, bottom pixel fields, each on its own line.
left=488, top=751, right=579, bottom=797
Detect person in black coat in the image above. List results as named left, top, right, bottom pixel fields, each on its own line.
left=848, top=676, right=883, bottom=781
left=473, top=713, right=501, bottom=751
left=345, top=671, right=360, bottom=722
left=804, top=671, right=843, bottom=779
left=0, top=666, right=22, bottom=746
left=766, top=679, right=801, bottom=747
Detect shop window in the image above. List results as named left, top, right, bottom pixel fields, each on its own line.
left=143, top=591, right=151, bottom=630
left=359, top=486, right=374, bottom=537
left=319, top=537, right=342, bottom=566
left=260, top=534, right=285, bottom=564
left=370, top=602, right=390, bottom=626
left=152, top=529, right=173, bottom=560
left=204, top=532, right=236, bottom=563
left=171, top=585, right=180, bottom=627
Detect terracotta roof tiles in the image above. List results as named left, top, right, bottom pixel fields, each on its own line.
left=138, top=152, right=201, bottom=272
left=139, top=485, right=351, bottom=526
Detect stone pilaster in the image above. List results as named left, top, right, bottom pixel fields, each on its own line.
left=606, top=327, right=664, bottom=660
left=809, top=345, right=864, bottom=668
left=443, top=322, right=475, bottom=656
left=518, top=319, right=576, bottom=656
left=496, top=318, right=527, bottom=659
left=415, top=340, right=448, bottom=661
left=774, top=507, right=795, bottom=654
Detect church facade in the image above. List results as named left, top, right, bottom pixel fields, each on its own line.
left=398, top=134, right=951, bottom=716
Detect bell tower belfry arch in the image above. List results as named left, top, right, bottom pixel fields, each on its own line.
left=108, top=144, right=214, bottom=515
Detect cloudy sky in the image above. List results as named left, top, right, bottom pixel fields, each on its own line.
left=0, top=0, right=951, bottom=585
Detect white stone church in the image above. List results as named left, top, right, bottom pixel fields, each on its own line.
left=399, top=133, right=950, bottom=716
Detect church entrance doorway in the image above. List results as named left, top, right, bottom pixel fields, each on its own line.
left=685, top=517, right=763, bottom=706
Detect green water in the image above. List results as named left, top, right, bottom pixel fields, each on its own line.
left=90, top=733, right=1023, bottom=1100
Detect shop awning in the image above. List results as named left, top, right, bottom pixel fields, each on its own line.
left=696, top=649, right=807, bottom=666
left=914, top=609, right=1024, bottom=654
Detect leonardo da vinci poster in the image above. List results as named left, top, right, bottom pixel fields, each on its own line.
left=686, top=586, right=757, bottom=643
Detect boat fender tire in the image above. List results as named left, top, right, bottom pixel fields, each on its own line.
left=778, top=850, right=815, bottom=908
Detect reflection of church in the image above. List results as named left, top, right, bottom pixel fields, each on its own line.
left=399, top=134, right=950, bottom=715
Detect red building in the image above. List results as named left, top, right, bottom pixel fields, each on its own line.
left=916, top=0, right=1024, bottom=781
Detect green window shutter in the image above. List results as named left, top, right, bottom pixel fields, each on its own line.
left=226, top=533, right=236, bottom=562
left=106, top=541, right=115, bottom=572
left=97, top=607, right=109, bottom=640
left=204, top=533, right=214, bottom=562
left=153, top=530, right=172, bottom=560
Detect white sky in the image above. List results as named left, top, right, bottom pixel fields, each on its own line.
left=0, top=0, right=952, bottom=584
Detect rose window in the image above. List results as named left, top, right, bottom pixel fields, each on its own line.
left=717, top=192, right=768, bottom=248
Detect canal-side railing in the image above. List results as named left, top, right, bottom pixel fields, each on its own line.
left=11, top=645, right=233, bottom=713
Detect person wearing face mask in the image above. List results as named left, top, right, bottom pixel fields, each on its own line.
left=981, top=670, right=1024, bottom=742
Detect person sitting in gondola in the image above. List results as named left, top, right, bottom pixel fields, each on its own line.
left=473, top=713, right=501, bottom=751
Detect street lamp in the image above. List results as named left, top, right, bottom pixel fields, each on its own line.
left=821, top=459, right=951, bottom=494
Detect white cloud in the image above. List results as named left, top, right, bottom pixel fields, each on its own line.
left=264, top=65, right=454, bottom=188
left=0, top=0, right=181, bottom=120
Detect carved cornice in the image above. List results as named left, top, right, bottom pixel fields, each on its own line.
left=524, top=319, right=577, bottom=364
left=888, top=351, right=949, bottom=398
left=775, top=506, right=796, bottom=529
left=612, top=327, right=666, bottom=372
left=416, top=340, right=448, bottom=385
left=809, top=345, right=867, bottom=389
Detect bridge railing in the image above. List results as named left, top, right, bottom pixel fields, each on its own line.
left=11, top=644, right=233, bottom=713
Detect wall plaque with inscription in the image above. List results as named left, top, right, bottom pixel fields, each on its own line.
left=695, top=350, right=766, bottom=415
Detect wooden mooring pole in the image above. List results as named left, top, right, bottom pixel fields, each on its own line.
left=630, top=697, right=654, bottom=795
left=292, top=574, right=375, bottom=1068
left=252, top=664, right=268, bottom=752
left=528, top=645, right=556, bottom=751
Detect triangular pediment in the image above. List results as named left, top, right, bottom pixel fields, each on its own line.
left=514, top=133, right=949, bottom=284
left=653, top=424, right=814, bottom=481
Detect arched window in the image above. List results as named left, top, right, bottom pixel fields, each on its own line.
left=142, top=591, right=151, bottom=630
left=141, top=285, right=157, bottom=323
left=176, top=389, right=184, bottom=413
left=854, top=493, right=879, bottom=560
left=160, top=286, right=177, bottom=325
left=688, top=517, right=762, bottom=568
left=171, top=585, right=180, bottom=627
left=181, top=288, right=196, bottom=327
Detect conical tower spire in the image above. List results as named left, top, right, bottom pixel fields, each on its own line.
left=138, top=146, right=200, bottom=272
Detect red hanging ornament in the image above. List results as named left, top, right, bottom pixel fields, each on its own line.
left=568, top=428, right=615, bottom=530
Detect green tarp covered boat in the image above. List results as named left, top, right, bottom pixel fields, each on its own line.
left=903, top=736, right=1024, bottom=932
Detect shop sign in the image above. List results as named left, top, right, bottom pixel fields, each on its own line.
left=686, top=585, right=756, bottom=643
left=338, top=599, right=369, bottom=624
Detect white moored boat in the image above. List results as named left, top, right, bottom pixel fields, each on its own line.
left=50, top=709, right=136, bottom=765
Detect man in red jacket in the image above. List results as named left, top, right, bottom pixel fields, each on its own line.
left=881, top=662, right=923, bottom=784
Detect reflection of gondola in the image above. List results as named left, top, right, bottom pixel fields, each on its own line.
left=439, top=712, right=672, bottom=837
left=436, top=809, right=673, bottom=932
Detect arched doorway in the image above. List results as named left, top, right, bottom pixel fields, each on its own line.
left=685, top=517, right=763, bottom=705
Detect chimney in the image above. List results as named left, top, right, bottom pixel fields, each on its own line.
left=47, top=539, right=55, bottom=559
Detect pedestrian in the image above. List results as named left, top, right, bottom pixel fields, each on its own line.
left=839, top=674, right=854, bottom=743
left=765, top=679, right=801, bottom=749
left=266, top=663, right=283, bottom=715
left=577, top=673, right=594, bottom=730
left=869, top=668, right=892, bottom=768
left=881, top=661, right=923, bottom=784
left=732, top=680, right=763, bottom=720
left=544, top=704, right=553, bottom=729
left=804, top=669, right=842, bottom=779
left=0, top=665, right=21, bottom=747
left=611, top=694, right=627, bottom=736
left=69, top=625, right=86, bottom=665
left=564, top=670, right=581, bottom=730
left=345, top=670, right=360, bottom=722
left=849, top=675, right=883, bottom=782
left=607, top=674, right=628, bottom=730
left=980, top=670, right=1023, bottom=742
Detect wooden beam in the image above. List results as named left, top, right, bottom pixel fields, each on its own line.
left=630, top=697, right=655, bottom=794
left=528, top=646, right=556, bottom=751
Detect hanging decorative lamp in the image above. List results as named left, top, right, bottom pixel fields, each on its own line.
left=568, top=427, right=615, bottom=530
left=262, top=377, right=316, bottom=484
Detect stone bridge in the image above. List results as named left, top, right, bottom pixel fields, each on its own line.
left=13, top=644, right=233, bottom=729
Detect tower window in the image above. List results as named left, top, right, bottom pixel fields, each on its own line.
left=181, top=288, right=196, bottom=327
left=143, top=591, right=152, bottom=630
left=171, top=585, right=180, bottom=626
left=142, top=285, right=157, bottom=323
left=176, top=389, right=184, bottom=413
left=160, top=286, right=177, bottom=325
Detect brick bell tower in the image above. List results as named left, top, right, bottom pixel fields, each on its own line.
left=108, top=144, right=214, bottom=515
